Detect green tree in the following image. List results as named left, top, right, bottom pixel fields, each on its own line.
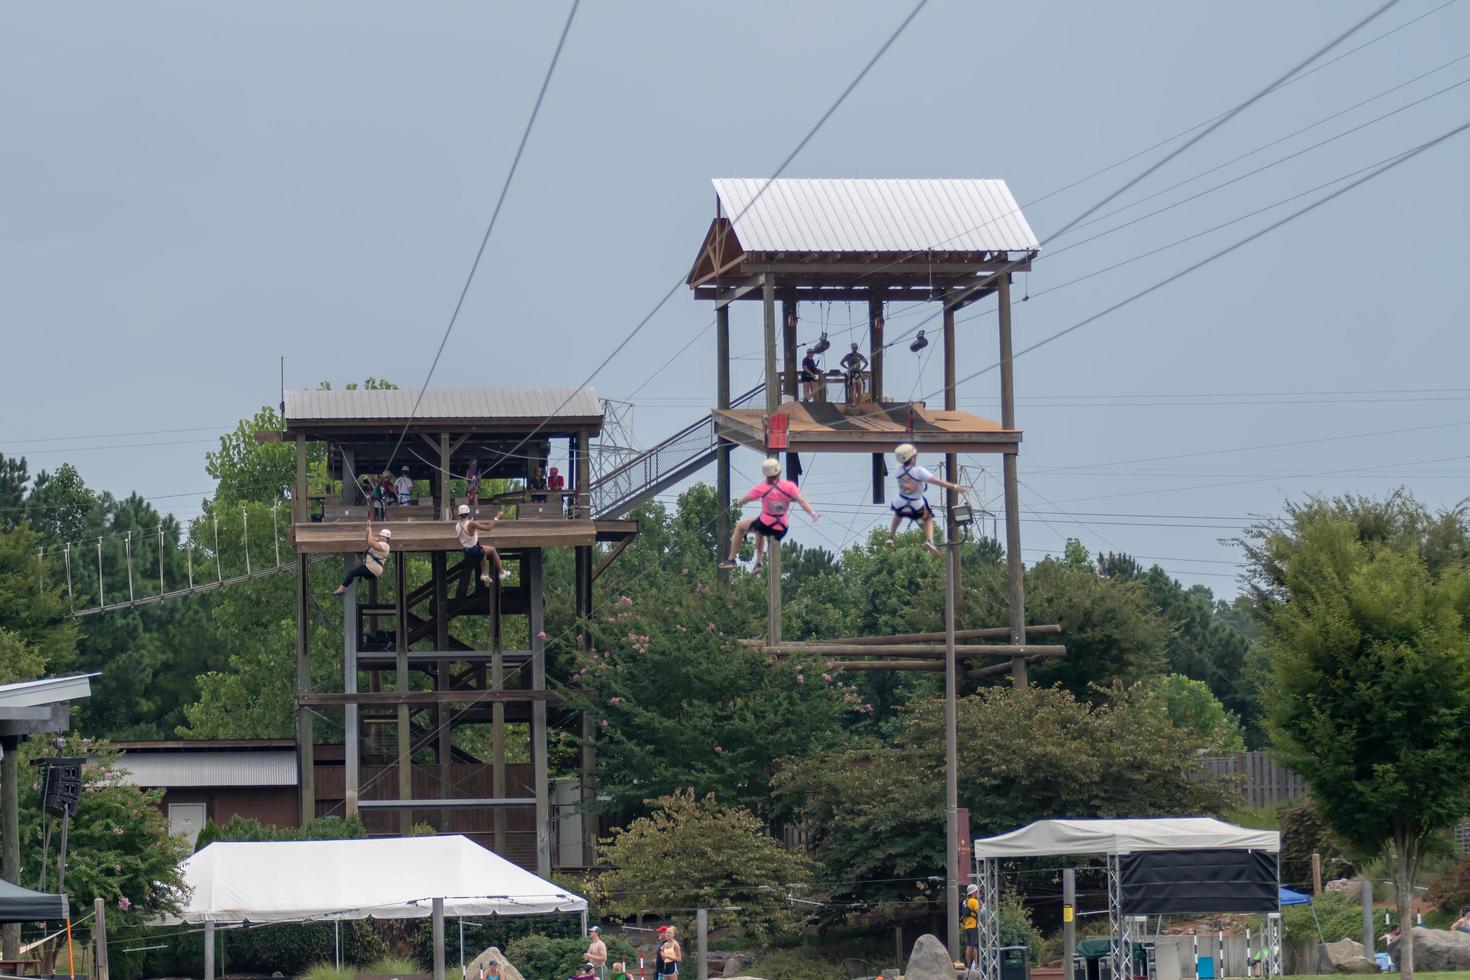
left=1144, top=674, right=1246, bottom=753
left=592, top=790, right=815, bottom=942
left=0, top=456, right=28, bottom=531
left=0, top=525, right=77, bottom=678
left=1246, top=494, right=1470, bottom=979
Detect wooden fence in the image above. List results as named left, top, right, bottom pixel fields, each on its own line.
left=1200, top=751, right=1309, bottom=808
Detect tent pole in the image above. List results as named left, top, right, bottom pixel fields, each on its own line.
left=204, top=921, right=215, bottom=980
left=1063, top=868, right=1076, bottom=980
left=459, top=918, right=465, bottom=978
left=433, top=898, right=445, bottom=980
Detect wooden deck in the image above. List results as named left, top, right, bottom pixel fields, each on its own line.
left=714, top=399, right=1020, bottom=454
left=292, top=518, right=637, bottom=554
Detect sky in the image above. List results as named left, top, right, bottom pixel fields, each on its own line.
left=3, top=0, right=1468, bottom=594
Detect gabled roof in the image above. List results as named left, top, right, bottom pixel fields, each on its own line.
left=711, top=178, right=1039, bottom=254
left=973, top=818, right=1279, bottom=858
left=284, top=388, right=602, bottom=425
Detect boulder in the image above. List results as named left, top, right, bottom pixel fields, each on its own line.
left=1390, top=927, right=1470, bottom=972
left=465, top=946, right=526, bottom=980
left=720, top=954, right=749, bottom=977
left=905, top=933, right=957, bottom=980
left=1322, top=938, right=1375, bottom=974
left=1324, top=878, right=1363, bottom=895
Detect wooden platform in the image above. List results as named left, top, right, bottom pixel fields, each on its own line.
left=714, top=399, right=1020, bottom=454
left=292, top=518, right=637, bottom=554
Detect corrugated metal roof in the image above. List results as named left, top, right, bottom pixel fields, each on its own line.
left=114, top=750, right=298, bottom=788
left=284, top=388, right=603, bottom=423
left=712, top=178, right=1040, bottom=254
left=0, top=675, right=95, bottom=709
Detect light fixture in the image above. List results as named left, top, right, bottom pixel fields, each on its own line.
left=951, top=503, right=974, bottom=527
left=811, top=331, right=831, bottom=355
left=909, top=330, right=928, bottom=353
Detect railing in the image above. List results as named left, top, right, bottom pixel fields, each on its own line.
left=589, top=383, right=765, bottom=519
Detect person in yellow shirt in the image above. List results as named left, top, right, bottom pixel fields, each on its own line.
left=963, top=883, right=981, bottom=968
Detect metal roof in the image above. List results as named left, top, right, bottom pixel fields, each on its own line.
left=284, top=388, right=603, bottom=423
left=113, top=749, right=298, bottom=788
left=712, top=178, right=1040, bottom=254
left=0, top=675, right=95, bottom=709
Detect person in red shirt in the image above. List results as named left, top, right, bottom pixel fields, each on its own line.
left=719, top=458, right=820, bottom=572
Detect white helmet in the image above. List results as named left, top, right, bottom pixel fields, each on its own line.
left=377, top=528, right=392, bottom=540
left=761, top=458, right=781, bottom=477
left=457, top=504, right=471, bottom=517
left=895, top=443, right=917, bottom=462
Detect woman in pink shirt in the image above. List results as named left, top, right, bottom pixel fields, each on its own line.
left=719, top=458, right=820, bottom=572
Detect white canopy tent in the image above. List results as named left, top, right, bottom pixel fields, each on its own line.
left=973, top=817, right=1279, bottom=858
left=970, top=819, right=1281, bottom=980
left=177, top=836, right=586, bottom=980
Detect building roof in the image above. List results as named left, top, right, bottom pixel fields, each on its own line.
left=0, top=675, right=95, bottom=709
left=113, top=749, right=298, bottom=788
left=283, top=388, right=603, bottom=426
left=973, top=818, right=1280, bottom=858
left=712, top=178, right=1039, bottom=254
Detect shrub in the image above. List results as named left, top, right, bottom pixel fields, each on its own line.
left=300, top=963, right=355, bottom=980
left=361, top=956, right=425, bottom=976
left=1427, top=854, right=1470, bottom=914
left=503, top=934, right=635, bottom=980
left=1282, top=890, right=1364, bottom=946
left=407, top=916, right=582, bottom=970
left=747, top=948, right=846, bottom=980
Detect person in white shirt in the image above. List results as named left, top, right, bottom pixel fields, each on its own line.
left=394, top=466, right=414, bottom=505
left=334, top=526, right=391, bottom=594
left=886, top=443, right=968, bottom=556
left=456, top=504, right=509, bottom=585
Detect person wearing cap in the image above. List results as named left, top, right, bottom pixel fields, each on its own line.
left=394, top=465, right=414, bottom=505
left=964, top=883, right=981, bottom=968
left=465, top=460, right=481, bottom=510
left=887, top=443, right=968, bottom=556
left=334, top=524, right=391, bottom=595
left=584, top=925, right=607, bottom=980
left=799, top=346, right=821, bottom=401
left=839, top=342, right=869, bottom=403
left=656, top=926, right=681, bottom=978
left=719, top=458, right=820, bottom=572
left=456, top=504, right=509, bottom=585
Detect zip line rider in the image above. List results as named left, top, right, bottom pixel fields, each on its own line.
left=719, top=458, right=820, bottom=572
left=334, top=524, right=391, bottom=595
left=456, top=504, right=510, bottom=585
left=886, top=442, right=969, bottom=556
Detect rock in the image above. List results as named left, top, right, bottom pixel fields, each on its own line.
left=720, top=954, right=747, bottom=977
left=1325, top=878, right=1362, bottom=895
left=905, top=933, right=956, bottom=980
left=1390, top=927, right=1470, bottom=972
left=465, top=946, right=526, bottom=980
left=1323, top=938, right=1375, bottom=973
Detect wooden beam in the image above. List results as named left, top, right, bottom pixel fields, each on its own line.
left=592, top=534, right=636, bottom=582
left=738, top=625, right=1060, bottom=647
left=298, top=690, right=563, bottom=706
left=763, top=643, right=1065, bottom=657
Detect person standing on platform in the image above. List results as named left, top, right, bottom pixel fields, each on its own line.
left=840, top=342, right=868, bottom=403
left=465, top=460, right=481, bottom=511
left=584, top=925, right=607, bottom=980
left=394, top=466, right=414, bottom=505
left=529, top=465, right=548, bottom=503
left=334, top=525, right=391, bottom=595
left=456, top=504, right=509, bottom=585
left=886, top=443, right=968, bottom=557
left=800, top=347, right=821, bottom=401
left=548, top=466, right=568, bottom=515
left=378, top=471, right=395, bottom=507
left=719, top=458, right=820, bottom=572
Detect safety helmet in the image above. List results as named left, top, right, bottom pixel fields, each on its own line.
left=378, top=528, right=392, bottom=539
left=401, top=465, right=409, bottom=472
left=457, top=504, right=471, bottom=517
left=895, top=443, right=917, bottom=462
left=761, top=458, right=781, bottom=477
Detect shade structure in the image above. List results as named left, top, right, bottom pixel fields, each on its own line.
left=177, top=835, right=585, bottom=923
left=973, top=818, right=1279, bottom=858
left=0, top=879, right=67, bottom=923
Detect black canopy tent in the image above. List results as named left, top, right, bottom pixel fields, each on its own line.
left=0, top=880, right=66, bottom=924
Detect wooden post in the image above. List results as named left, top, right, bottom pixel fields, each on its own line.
left=763, top=273, right=782, bottom=646
left=296, top=558, right=316, bottom=823
left=434, top=550, right=451, bottom=831
left=1312, top=852, right=1323, bottom=895
left=94, top=897, right=109, bottom=980
left=295, top=434, right=308, bottom=523
left=716, top=303, right=732, bottom=586
left=697, top=908, right=709, bottom=980
left=529, top=549, right=551, bottom=876
left=997, top=275, right=1027, bottom=686
left=943, top=303, right=961, bottom=594
left=942, top=286, right=961, bottom=964
left=491, top=580, right=506, bottom=856
left=870, top=295, right=886, bottom=504
left=781, top=298, right=798, bottom=401
left=343, top=555, right=360, bottom=819
left=1, top=739, right=17, bottom=960
left=395, top=555, right=412, bottom=834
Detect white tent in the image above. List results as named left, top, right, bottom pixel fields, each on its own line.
left=972, top=817, right=1279, bottom=858
left=178, top=834, right=586, bottom=923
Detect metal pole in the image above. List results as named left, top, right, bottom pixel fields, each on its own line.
left=996, top=275, right=1027, bottom=686
left=697, top=908, right=709, bottom=980
left=204, top=921, right=215, bottom=980
left=187, top=539, right=194, bottom=591
left=895, top=926, right=904, bottom=974
left=1063, top=868, right=1076, bottom=980
left=715, top=303, right=732, bottom=586
left=124, top=532, right=134, bottom=602
left=432, top=897, right=446, bottom=980
left=96, top=539, right=104, bottom=609
left=94, top=897, right=109, bottom=980
left=63, top=544, right=72, bottom=608
left=762, top=272, right=782, bottom=646
left=1362, top=878, right=1374, bottom=956
left=334, top=920, right=341, bottom=969
left=38, top=548, right=44, bottom=596
left=242, top=506, right=252, bottom=575
left=213, top=517, right=222, bottom=583
left=459, top=917, right=465, bottom=977
left=273, top=503, right=281, bottom=568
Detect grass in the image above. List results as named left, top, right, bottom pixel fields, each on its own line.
left=361, top=956, right=426, bottom=976
left=299, top=964, right=354, bottom=980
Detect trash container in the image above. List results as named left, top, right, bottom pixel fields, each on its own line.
left=1196, top=955, right=1215, bottom=980
left=1000, top=946, right=1030, bottom=980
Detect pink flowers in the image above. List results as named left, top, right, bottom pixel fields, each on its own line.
left=821, top=673, right=832, bottom=682
left=112, top=827, right=124, bottom=836
left=608, top=697, right=621, bottom=706
left=113, top=864, right=121, bottom=873
left=706, top=623, right=716, bottom=631
left=617, top=595, right=633, bottom=606
left=536, top=630, right=547, bottom=639
left=714, top=746, right=723, bottom=754
left=118, top=897, right=131, bottom=911
left=796, top=674, right=805, bottom=685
